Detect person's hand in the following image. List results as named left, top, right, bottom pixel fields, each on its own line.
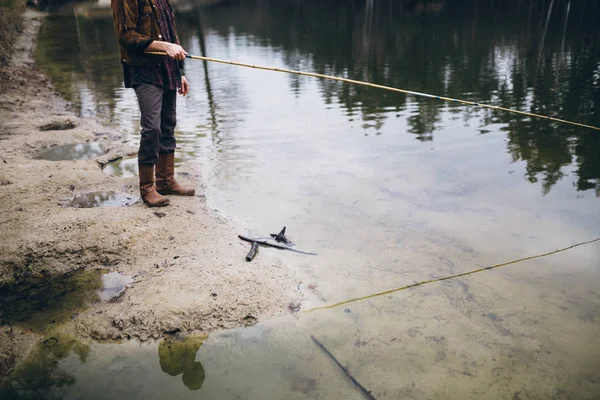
left=165, top=43, right=187, bottom=61
left=179, top=76, right=189, bottom=96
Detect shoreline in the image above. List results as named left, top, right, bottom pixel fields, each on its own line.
left=0, top=8, right=302, bottom=378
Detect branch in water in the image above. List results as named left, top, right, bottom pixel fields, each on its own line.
left=311, top=335, right=376, bottom=400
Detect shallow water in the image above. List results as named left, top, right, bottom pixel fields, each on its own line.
left=33, top=143, right=106, bottom=161
left=66, top=191, right=138, bottom=208
left=0, top=270, right=103, bottom=331
left=0, top=270, right=131, bottom=331
left=15, top=0, right=600, bottom=398
left=2, top=243, right=600, bottom=398
left=102, top=157, right=138, bottom=178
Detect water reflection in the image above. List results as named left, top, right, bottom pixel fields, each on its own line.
left=3, top=249, right=600, bottom=400
left=102, top=157, right=139, bottom=178
left=192, top=0, right=600, bottom=195
left=67, top=191, right=138, bottom=208
left=158, top=336, right=206, bottom=391
left=1, top=334, right=207, bottom=397
left=37, top=0, right=600, bottom=196
left=0, top=334, right=89, bottom=400
left=33, top=143, right=107, bottom=161
left=0, top=270, right=103, bottom=330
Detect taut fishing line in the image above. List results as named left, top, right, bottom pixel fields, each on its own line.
left=148, top=51, right=600, bottom=132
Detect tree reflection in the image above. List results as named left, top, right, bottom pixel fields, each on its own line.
left=158, top=336, right=206, bottom=391
left=0, top=270, right=103, bottom=331
left=0, top=334, right=90, bottom=400
left=195, top=0, right=599, bottom=196
left=40, top=0, right=600, bottom=195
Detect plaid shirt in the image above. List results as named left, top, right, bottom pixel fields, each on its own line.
left=115, top=0, right=184, bottom=90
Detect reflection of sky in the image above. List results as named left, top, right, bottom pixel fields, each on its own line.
left=34, top=143, right=106, bottom=160
left=493, top=46, right=515, bottom=92
left=78, top=82, right=97, bottom=119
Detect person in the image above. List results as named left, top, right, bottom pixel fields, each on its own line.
left=111, top=0, right=194, bottom=207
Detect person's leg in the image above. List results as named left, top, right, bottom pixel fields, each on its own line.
left=158, top=89, right=177, bottom=155
left=134, top=84, right=169, bottom=207
left=156, top=90, right=195, bottom=196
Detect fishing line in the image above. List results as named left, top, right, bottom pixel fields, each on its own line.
left=148, top=51, right=600, bottom=132
left=303, top=237, right=600, bottom=313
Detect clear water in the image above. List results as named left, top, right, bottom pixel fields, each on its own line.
left=9, top=0, right=600, bottom=398
left=0, top=270, right=131, bottom=330
left=33, top=143, right=107, bottom=161
left=66, top=191, right=138, bottom=208
left=102, top=157, right=138, bottom=178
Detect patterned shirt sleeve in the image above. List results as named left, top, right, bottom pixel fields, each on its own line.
left=113, top=0, right=154, bottom=53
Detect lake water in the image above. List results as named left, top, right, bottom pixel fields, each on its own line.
left=5, top=0, right=600, bottom=398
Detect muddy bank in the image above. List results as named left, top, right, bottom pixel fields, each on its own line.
left=0, top=8, right=302, bottom=377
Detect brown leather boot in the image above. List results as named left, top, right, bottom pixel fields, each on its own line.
left=139, top=164, right=170, bottom=207
left=156, top=153, right=195, bottom=196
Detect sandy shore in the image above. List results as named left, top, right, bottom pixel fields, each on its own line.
left=0, top=9, right=302, bottom=377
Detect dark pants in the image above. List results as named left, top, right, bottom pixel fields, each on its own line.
left=134, top=84, right=177, bottom=166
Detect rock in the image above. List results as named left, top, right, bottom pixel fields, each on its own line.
left=288, top=302, right=301, bottom=313
left=113, top=318, right=124, bottom=330
left=38, top=119, right=77, bottom=131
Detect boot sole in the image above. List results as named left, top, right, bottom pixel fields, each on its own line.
left=156, top=190, right=195, bottom=196
left=142, top=198, right=170, bottom=207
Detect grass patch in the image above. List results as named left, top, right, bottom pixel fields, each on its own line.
left=0, top=0, right=25, bottom=66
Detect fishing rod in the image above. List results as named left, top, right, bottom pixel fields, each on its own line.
left=147, top=51, right=600, bottom=132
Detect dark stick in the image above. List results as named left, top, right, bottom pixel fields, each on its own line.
left=245, top=241, right=259, bottom=261
left=238, top=235, right=317, bottom=255
left=311, top=335, right=376, bottom=400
